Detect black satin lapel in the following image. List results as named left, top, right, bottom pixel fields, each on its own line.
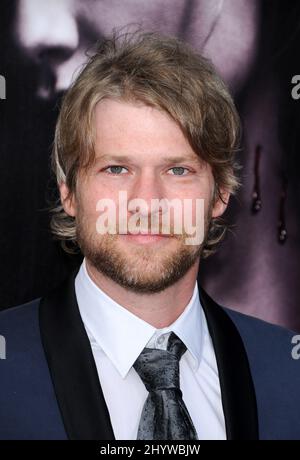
left=39, top=271, right=115, bottom=440
left=199, top=286, right=259, bottom=440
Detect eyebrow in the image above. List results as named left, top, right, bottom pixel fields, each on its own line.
left=94, top=154, right=202, bottom=165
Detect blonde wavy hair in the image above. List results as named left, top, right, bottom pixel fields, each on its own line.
left=51, top=31, right=241, bottom=257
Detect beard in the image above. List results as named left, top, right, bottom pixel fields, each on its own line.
left=76, top=209, right=211, bottom=294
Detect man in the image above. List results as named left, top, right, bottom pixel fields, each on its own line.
left=0, top=32, right=299, bottom=441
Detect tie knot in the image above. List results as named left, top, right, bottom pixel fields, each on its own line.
left=133, top=332, right=187, bottom=393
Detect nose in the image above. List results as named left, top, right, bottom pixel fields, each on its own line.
left=15, top=0, right=79, bottom=62
left=15, top=0, right=79, bottom=94
left=127, top=171, right=168, bottom=220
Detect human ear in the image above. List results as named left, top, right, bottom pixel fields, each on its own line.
left=59, top=182, right=77, bottom=217
left=211, top=188, right=230, bottom=218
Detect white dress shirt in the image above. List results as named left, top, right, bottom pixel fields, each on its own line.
left=75, top=258, right=226, bottom=440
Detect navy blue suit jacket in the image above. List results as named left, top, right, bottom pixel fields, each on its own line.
left=0, top=270, right=300, bottom=440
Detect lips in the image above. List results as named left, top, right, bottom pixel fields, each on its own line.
left=120, top=233, right=172, bottom=244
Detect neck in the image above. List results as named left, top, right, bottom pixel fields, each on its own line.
left=85, top=258, right=200, bottom=328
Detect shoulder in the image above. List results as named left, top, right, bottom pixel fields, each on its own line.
left=0, top=298, right=44, bottom=366
left=0, top=298, right=41, bottom=346
left=0, top=298, right=46, bottom=386
left=223, top=304, right=300, bottom=376
left=223, top=306, right=300, bottom=439
left=224, top=307, right=300, bottom=417
left=0, top=298, right=67, bottom=439
left=223, top=305, right=297, bottom=360
left=224, top=305, right=297, bottom=343
left=0, top=297, right=41, bottom=320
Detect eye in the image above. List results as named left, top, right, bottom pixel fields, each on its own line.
left=103, top=165, right=128, bottom=175
left=167, top=167, right=190, bottom=176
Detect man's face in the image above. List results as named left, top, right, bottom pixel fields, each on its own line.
left=15, top=0, right=259, bottom=98
left=61, top=99, right=228, bottom=293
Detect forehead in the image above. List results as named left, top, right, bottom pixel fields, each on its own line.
left=93, top=99, right=198, bottom=160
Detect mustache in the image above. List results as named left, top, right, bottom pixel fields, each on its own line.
left=105, top=222, right=207, bottom=240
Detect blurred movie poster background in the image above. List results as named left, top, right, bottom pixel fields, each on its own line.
left=0, top=0, right=300, bottom=330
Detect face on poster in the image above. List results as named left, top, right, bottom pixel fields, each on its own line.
left=14, top=0, right=259, bottom=98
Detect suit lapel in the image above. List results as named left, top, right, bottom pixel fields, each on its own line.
left=199, top=285, right=259, bottom=440
left=39, top=270, right=115, bottom=440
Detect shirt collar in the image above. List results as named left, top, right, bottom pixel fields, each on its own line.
left=75, top=258, right=204, bottom=379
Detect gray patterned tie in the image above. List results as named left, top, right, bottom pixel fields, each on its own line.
left=133, top=331, right=199, bottom=440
